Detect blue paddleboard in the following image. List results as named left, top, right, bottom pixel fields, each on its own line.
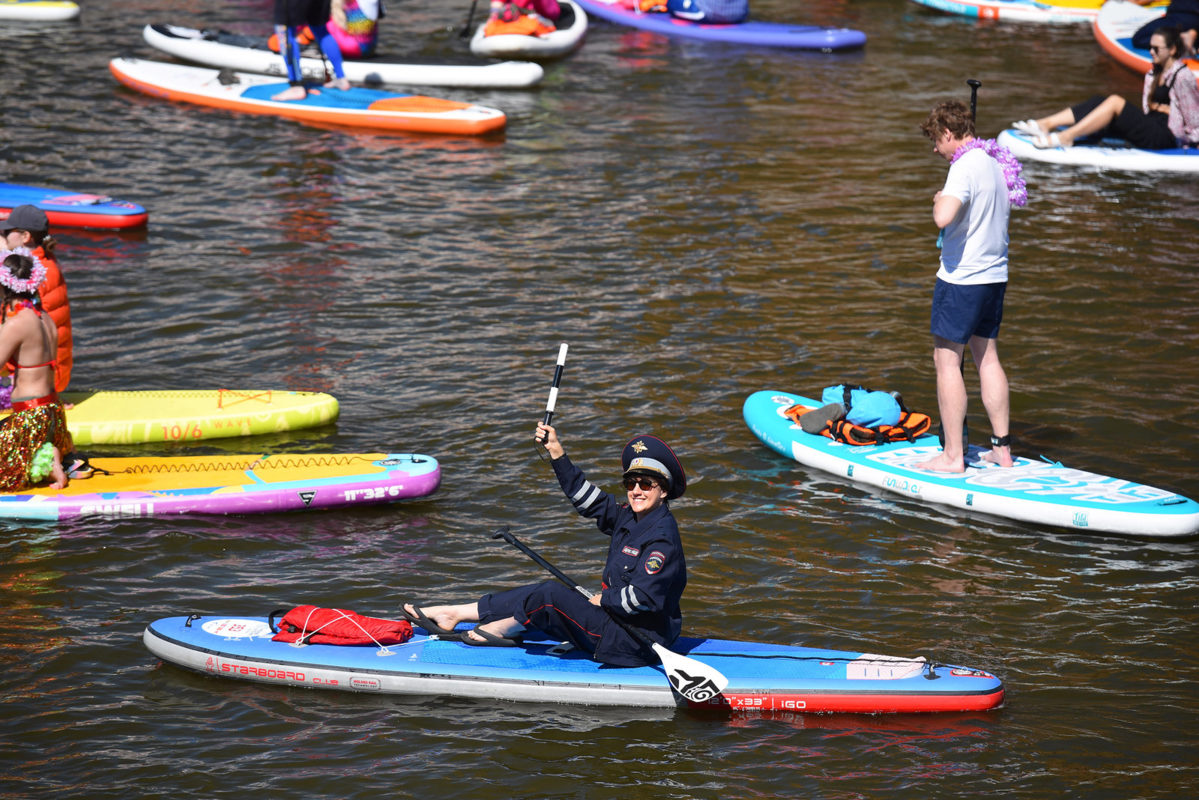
left=0, top=182, right=148, bottom=230
left=145, top=613, right=1004, bottom=713
left=744, top=390, right=1199, bottom=538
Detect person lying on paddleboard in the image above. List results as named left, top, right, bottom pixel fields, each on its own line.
left=1013, top=26, right=1199, bottom=151
left=403, top=424, right=687, bottom=667
left=271, top=0, right=352, bottom=101
left=0, top=249, right=72, bottom=491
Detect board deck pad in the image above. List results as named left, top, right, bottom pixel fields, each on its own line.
left=144, top=614, right=1005, bottom=713
left=743, top=390, right=1199, bottom=537
left=0, top=452, right=439, bottom=520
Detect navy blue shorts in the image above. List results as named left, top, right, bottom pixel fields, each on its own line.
left=930, top=279, right=1006, bottom=344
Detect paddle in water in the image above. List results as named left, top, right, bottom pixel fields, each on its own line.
left=490, top=526, right=729, bottom=703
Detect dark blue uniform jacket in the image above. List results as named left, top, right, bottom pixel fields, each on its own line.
left=551, top=454, right=686, bottom=664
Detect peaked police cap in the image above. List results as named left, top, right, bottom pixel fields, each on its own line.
left=621, top=434, right=686, bottom=500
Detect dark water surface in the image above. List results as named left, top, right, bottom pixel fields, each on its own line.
left=2, top=0, right=1197, bottom=797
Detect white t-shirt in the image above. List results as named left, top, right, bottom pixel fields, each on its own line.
left=937, top=148, right=1009, bottom=285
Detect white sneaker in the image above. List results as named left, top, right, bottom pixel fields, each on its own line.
left=1012, top=119, right=1044, bottom=137
left=1032, top=132, right=1063, bottom=149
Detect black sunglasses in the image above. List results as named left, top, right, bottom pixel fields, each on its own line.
left=623, top=476, right=660, bottom=491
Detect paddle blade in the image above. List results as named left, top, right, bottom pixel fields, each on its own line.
left=653, top=643, right=728, bottom=703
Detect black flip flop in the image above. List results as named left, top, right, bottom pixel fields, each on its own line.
left=457, top=627, right=520, bottom=647
left=400, top=605, right=458, bottom=637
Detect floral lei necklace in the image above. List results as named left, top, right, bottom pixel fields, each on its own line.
left=952, top=138, right=1028, bottom=207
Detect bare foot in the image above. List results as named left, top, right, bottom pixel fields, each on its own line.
left=271, top=84, right=308, bottom=101
left=462, top=619, right=525, bottom=643
left=49, top=446, right=69, bottom=489
left=914, top=453, right=966, bottom=473
left=324, top=77, right=351, bottom=91
left=979, top=446, right=1014, bottom=468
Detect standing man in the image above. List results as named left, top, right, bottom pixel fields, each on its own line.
left=916, top=100, right=1025, bottom=473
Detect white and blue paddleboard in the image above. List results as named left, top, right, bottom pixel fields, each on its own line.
left=744, top=390, right=1199, bottom=538
left=144, top=614, right=1004, bottom=713
left=997, top=129, right=1199, bottom=174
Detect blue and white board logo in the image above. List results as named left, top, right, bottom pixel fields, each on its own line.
left=1072, top=512, right=1089, bottom=527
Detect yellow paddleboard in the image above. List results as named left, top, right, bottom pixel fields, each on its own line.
left=3, top=389, right=339, bottom=445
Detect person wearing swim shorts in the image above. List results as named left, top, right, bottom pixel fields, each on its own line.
left=916, top=100, right=1025, bottom=473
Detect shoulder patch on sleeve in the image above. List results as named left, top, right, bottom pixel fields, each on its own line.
left=644, top=550, right=666, bottom=575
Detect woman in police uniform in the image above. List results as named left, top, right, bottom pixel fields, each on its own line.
left=402, top=422, right=687, bottom=667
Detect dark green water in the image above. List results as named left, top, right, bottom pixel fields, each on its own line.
left=1, top=0, right=1197, bottom=797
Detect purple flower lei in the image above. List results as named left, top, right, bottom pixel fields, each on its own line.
left=952, top=138, right=1028, bottom=207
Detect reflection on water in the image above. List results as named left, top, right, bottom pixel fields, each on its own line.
left=2, top=0, right=1197, bottom=797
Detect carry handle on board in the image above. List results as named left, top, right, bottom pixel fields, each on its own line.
left=490, top=526, right=729, bottom=703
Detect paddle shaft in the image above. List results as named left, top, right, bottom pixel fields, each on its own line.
left=967, top=78, right=981, bottom=122
left=490, top=527, right=728, bottom=702
left=542, top=343, right=568, bottom=426
left=459, top=0, right=480, bottom=37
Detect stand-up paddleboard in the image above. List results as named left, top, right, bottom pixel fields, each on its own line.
left=0, top=0, right=79, bottom=21
left=997, top=128, right=1199, bottom=173
left=0, top=389, right=340, bottom=446
left=908, top=0, right=1104, bottom=24
left=744, top=390, right=1199, bottom=538
left=573, top=0, right=866, bottom=50
left=109, top=58, right=507, bottom=137
left=0, top=182, right=148, bottom=230
left=0, top=453, right=439, bottom=521
left=470, top=0, right=588, bottom=60
left=142, top=23, right=544, bottom=89
left=144, top=613, right=1004, bottom=713
left=1093, top=0, right=1199, bottom=81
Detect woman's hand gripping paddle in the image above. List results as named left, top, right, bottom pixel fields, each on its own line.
left=536, top=343, right=568, bottom=459
left=490, top=526, right=728, bottom=704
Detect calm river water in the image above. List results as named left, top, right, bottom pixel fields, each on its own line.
left=2, top=0, right=1197, bottom=797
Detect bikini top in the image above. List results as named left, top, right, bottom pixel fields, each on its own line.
left=3, top=300, right=56, bottom=374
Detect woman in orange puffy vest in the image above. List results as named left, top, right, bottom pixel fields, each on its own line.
left=2, top=205, right=71, bottom=396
